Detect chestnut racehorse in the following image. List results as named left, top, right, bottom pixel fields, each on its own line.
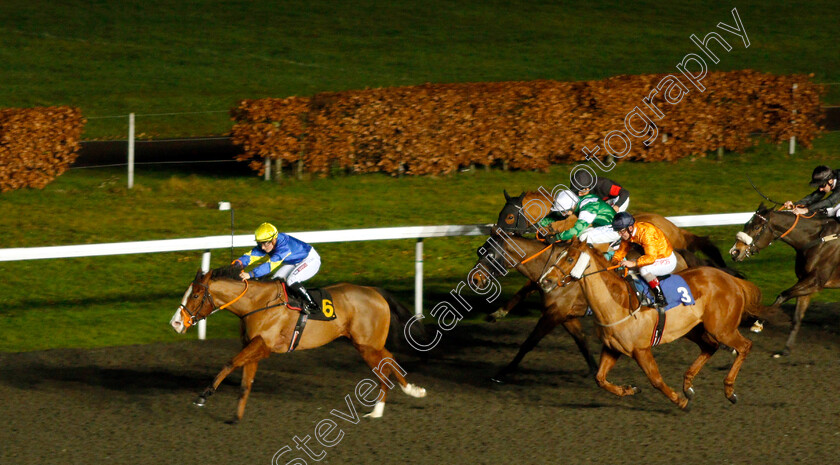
left=548, top=237, right=783, bottom=410
left=170, top=266, right=427, bottom=422
left=729, top=203, right=840, bottom=356
left=497, top=190, right=728, bottom=266
left=474, top=229, right=713, bottom=382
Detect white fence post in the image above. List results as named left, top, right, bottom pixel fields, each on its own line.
left=264, top=157, right=271, bottom=181
left=789, top=83, right=798, bottom=155
left=198, top=250, right=211, bottom=340
left=415, top=239, right=424, bottom=317
left=128, top=113, right=135, bottom=189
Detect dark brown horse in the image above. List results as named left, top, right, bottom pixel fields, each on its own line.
left=497, top=190, right=728, bottom=266
left=170, top=267, right=427, bottom=422
left=549, top=237, right=782, bottom=409
left=729, top=204, right=840, bottom=356
left=472, top=231, right=598, bottom=381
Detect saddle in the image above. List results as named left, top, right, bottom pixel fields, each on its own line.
left=278, top=282, right=336, bottom=352
left=626, top=272, right=695, bottom=346
left=279, top=282, right=336, bottom=321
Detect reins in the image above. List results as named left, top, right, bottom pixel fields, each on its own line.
left=228, top=280, right=294, bottom=320
left=554, top=248, right=643, bottom=327
left=184, top=278, right=287, bottom=324
left=239, top=300, right=288, bottom=319
left=520, top=244, right=553, bottom=265
left=777, top=209, right=816, bottom=240
left=217, top=280, right=249, bottom=310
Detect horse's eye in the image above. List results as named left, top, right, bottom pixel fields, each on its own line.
left=753, top=225, right=761, bottom=230
left=567, top=257, right=574, bottom=263
left=192, top=293, right=199, bottom=299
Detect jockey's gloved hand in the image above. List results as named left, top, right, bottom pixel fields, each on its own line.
left=545, top=234, right=563, bottom=245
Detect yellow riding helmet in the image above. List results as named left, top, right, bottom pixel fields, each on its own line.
left=255, top=223, right=279, bottom=243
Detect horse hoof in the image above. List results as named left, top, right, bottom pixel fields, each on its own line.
left=225, top=418, right=240, bottom=425
left=490, top=376, right=506, bottom=384
left=728, top=393, right=738, bottom=404
left=684, top=387, right=695, bottom=400
left=626, top=386, right=641, bottom=395
left=680, top=400, right=691, bottom=412
left=772, top=348, right=790, bottom=359
left=400, top=383, right=427, bottom=398
left=750, top=321, right=764, bottom=333
left=193, top=397, right=206, bottom=407
left=486, top=309, right=508, bottom=322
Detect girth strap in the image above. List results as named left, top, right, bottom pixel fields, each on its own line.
left=288, top=313, right=309, bottom=352
left=651, top=307, right=666, bottom=347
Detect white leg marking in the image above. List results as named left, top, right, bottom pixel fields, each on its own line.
left=400, top=383, right=427, bottom=398
left=364, top=401, right=385, bottom=418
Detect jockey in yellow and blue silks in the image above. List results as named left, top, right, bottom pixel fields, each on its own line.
left=233, top=223, right=321, bottom=314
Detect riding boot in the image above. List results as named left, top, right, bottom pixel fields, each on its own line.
left=290, top=282, right=317, bottom=315
left=651, top=285, right=668, bottom=308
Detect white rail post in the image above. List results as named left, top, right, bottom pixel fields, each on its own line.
left=789, top=83, right=798, bottom=155
left=198, top=250, right=211, bottom=340
left=414, top=239, right=424, bottom=317
left=128, top=113, right=135, bottom=189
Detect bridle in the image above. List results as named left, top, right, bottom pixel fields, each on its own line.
left=179, top=278, right=249, bottom=326
left=736, top=209, right=814, bottom=258
left=735, top=211, right=772, bottom=258
left=499, top=198, right=540, bottom=236
left=550, top=245, right=644, bottom=326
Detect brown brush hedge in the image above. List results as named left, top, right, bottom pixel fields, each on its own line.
left=0, top=106, right=86, bottom=192
left=231, top=70, right=822, bottom=177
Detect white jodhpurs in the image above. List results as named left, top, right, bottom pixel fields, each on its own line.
left=639, top=252, right=677, bottom=282
left=578, top=225, right=621, bottom=245
left=271, top=248, right=321, bottom=285
left=610, top=197, right=630, bottom=213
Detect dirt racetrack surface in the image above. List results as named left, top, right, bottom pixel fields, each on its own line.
left=2, top=303, right=839, bottom=465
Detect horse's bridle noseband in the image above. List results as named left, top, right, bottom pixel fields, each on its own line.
left=737, top=210, right=803, bottom=257
left=179, top=280, right=216, bottom=326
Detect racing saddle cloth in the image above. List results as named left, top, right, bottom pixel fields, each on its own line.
left=279, top=283, right=336, bottom=352
left=626, top=273, right=695, bottom=346
left=628, top=273, right=695, bottom=311
left=280, top=283, right=336, bottom=321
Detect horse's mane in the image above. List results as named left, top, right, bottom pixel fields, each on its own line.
left=523, top=190, right=553, bottom=203
left=210, top=264, right=243, bottom=280
left=582, top=240, right=612, bottom=269
left=769, top=208, right=837, bottom=227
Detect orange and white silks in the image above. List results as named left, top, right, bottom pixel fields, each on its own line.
left=612, top=221, right=674, bottom=267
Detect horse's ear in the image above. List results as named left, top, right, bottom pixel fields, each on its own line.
left=757, top=202, right=768, bottom=213
left=195, top=269, right=203, bottom=280
left=517, top=191, right=526, bottom=201
left=503, top=190, right=511, bottom=201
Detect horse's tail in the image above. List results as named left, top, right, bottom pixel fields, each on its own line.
left=374, top=288, right=428, bottom=351
left=739, top=279, right=790, bottom=327
left=683, top=232, right=728, bottom=268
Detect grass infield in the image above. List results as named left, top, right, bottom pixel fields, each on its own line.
left=1, top=133, right=839, bottom=352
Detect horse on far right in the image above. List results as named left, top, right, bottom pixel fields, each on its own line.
left=730, top=203, right=840, bottom=357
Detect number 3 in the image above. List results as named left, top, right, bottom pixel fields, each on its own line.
left=677, top=287, right=691, bottom=303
